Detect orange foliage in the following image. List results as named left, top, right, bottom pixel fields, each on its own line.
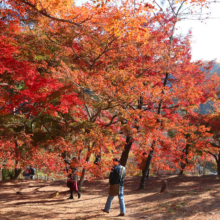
left=0, top=0, right=219, bottom=178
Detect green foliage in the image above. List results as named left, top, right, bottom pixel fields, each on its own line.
left=34, top=55, right=48, bottom=61
left=2, top=169, right=15, bottom=180
left=167, top=129, right=176, bottom=138
left=15, top=81, right=25, bottom=90
left=196, top=150, right=203, bottom=156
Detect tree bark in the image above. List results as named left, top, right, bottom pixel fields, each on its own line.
left=208, top=150, right=220, bottom=175
left=217, top=161, right=220, bottom=176
left=179, top=169, right=184, bottom=175
left=139, top=146, right=154, bottom=189
left=217, top=152, right=220, bottom=175
left=78, top=153, right=91, bottom=191
left=179, top=144, right=189, bottom=175
left=13, top=140, right=21, bottom=179
left=120, top=135, right=133, bottom=167
left=14, top=168, right=22, bottom=179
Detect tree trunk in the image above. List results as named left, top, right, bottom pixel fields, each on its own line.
left=138, top=69, right=170, bottom=189
left=139, top=146, right=154, bottom=189
left=78, top=154, right=91, bottom=191
left=208, top=150, right=220, bottom=175
left=179, top=144, right=189, bottom=175
left=179, top=159, right=187, bottom=175
left=119, top=96, right=143, bottom=167
left=13, top=140, right=21, bottom=179
left=14, top=168, right=22, bottom=179
left=179, top=169, right=183, bottom=175
left=120, top=135, right=133, bottom=167
left=217, top=161, right=220, bottom=176
left=217, top=152, right=220, bottom=175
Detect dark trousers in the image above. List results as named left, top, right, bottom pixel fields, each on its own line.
left=70, top=189, right=80, bottom=198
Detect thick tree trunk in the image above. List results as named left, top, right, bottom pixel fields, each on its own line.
left=139, top=147, right=154, bottom=189
left=179, top=168, right=185, bottom=175
left=120, top=135, right=133, bottom=167
left=14, top=168, right=22, bottom=179
left=217, top=161, right=220, bottom=176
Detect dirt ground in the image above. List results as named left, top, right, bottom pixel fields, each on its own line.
left=0, top=175, right=220, bottom=220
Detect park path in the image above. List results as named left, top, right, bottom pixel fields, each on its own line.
left=0, top=176, right=220, bottom=219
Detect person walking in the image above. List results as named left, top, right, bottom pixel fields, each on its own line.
left=23, top=166, right=30, bottom=180
left=65, top=158, right=81, bottom=199
left=102, top=158, right=126, bottom=216
left=29, top=165, right=36, bottom=180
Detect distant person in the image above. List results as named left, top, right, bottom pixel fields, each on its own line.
left=23, top=166, right=30, bottom=180
left=94, top=154, right=101, bottom=165
left=94, top=154, right=101, bottom=178
left=139, top=152, right=149, bottom=178
left=65, top=158, right=81, bottom=199
left=102, top=158, right=126, bottom=216
left=198, top=166, right=204, bottom=175
left=29, top=165, right=36, bottom=180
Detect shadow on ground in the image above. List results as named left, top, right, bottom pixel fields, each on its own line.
left=0, top=175, right=220, bottom=219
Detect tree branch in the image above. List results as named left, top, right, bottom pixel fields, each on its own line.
left=18, top=0, right=90, bottom=26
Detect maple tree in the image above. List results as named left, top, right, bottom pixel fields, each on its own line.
left=0, top=1, right=143, bottom=180
left=162, top=112, right=213, bottom=175
left=200, top=110, right=220, bottom=175
left=0, top=0, right=219, bottom=187
left=0, top=15, right=83, bottom=178
left=135, top=0, right=220, bottom=189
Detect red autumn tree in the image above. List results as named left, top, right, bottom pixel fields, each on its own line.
left=1, top=0, right=219, bottom=187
